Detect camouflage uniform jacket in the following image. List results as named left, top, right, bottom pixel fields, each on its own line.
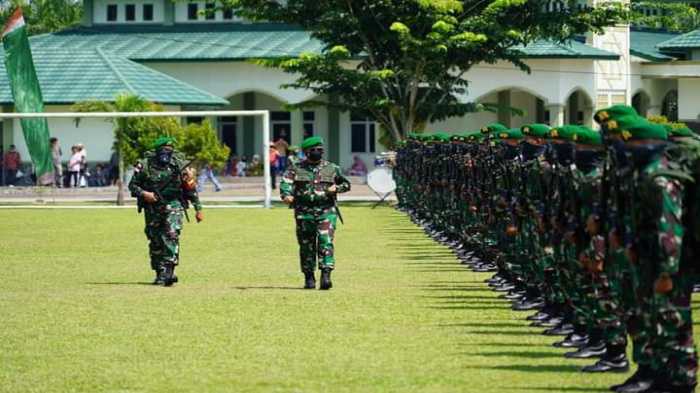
left=128, top=151, right=202, bottom=211
left=280, top=159, right=351, bottom=215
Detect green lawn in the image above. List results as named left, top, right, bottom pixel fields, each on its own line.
left=0, top=205, right=682, bottom=393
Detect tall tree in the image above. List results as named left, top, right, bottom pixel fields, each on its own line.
left=0, top=0, right=82, bottom=36
left=631, top=1, right=700, bottom=32
left=72, top=94, right=229, bottom=205
left=224, top=0, right=625, bottom=142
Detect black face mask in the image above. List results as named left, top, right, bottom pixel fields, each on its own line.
left=500, top=143, right=520, bottom=160
left=307, top=149, right=323, bottom=162
left=552, top=143, right=575, bottom=165
left=575, top=148, right=602, bottom=173
left=157, top=149, right=173, bottom=165
left=522, top=142, right=546, bottom=161
left=610, top=139, right=631, bottom=168
left=627, top=142, right=667, bottom=167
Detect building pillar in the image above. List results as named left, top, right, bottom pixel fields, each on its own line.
left=497, top=90, right=512, bottom=127
left=243, top=92, right=256, bottom=157
left=290, top=109, right=304, bottom=146
left=548, top=104, right=565, bottom=127
left=583, top=106, right=594, bottom=127
left=82, top=0, right=94, bottom=27
left=327, top=97, right=340, bottom=163
left=163, top=0, right=175, bottom=26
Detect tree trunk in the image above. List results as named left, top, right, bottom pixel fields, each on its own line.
left=116, top=151, right=125, bottom=206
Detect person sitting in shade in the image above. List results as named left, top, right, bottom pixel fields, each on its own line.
left=348, top=155, right=368, bottom=177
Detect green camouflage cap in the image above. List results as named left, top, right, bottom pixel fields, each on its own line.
left=432, top=132, right=451, bottom=142
left=521, top=123, right=551, bottom=138
left=301, top=136, right=324, bottom=150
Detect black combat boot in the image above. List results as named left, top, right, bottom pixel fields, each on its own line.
left=581, top=352, right=629, bottom=373
left=304, top=272, right=316, bottom=289
left=564, top=341, right=606, bottom=359
left=320, top=269, right=333, bottom=290
left=153, top=267, right=165, bottom=285
left=163, top=264, right=176, bottom=287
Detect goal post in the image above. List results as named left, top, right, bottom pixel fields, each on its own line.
left=0, top=110, right=273, bottom=208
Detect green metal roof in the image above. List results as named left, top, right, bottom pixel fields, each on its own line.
left=512, top=39, right=619, bottom=60
left=658, top=29, right=700, bottom=50
left=30, top=24, right=324, bottom=61
left=30, top=24, right=617, bottom=61
left=0, top=47, right=228, bottom=105
left=630, top=30, right=680, bottom=61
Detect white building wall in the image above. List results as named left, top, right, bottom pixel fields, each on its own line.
left=174, top=1, right=242, bottom=23
left=93, top=0, right=164, bottom=24
left=678, top=79, right=700, bottom=122
left=147, top=62, right=316, bottom=105
left=593, top=24, right=631, bottom=108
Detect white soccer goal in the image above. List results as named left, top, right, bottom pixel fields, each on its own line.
left=0, top=110, right=273, bottom=208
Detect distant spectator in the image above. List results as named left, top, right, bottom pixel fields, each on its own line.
left=273, top=131, right=289, bottom=174
left=269, top=143, right=280, bottom=189
left=236, top=156, right=248, bottom=177
left=68, top=145, right=82, bottom=188
left=197, top=163, right=222, bottom=193
left=92, top=164, right=107, bottom=187
left=349, top=155, right=368, bottom=177
left=248, top=154, right=262, bottom=176
left=76, top=143, right=87, bottom=187
left=3, top=144, right=21, bottom=186
left=50, top=137, right=63, bottom=188
left=225, top=153, right=237, bottom=177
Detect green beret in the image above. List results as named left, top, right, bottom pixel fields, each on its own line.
left=548, top=125, right=579, bottom=141
left=301, top=136, right=324, bottom=150
left=665, top=124, right=694, bottom=138
left=574, top=127, right=603, bottom=146
left=606, top=116, right=668, bottom=141
left=153, top=136, right=176, bottom=149
left=481, top=123, right=508, bottom=134
left=433, top=132, right=451, bottom=142
left=595, top=105, right=638, bottom=125
left=521, top=124, right=551, bottom=138
left=462, top=131, right=484, bottom=143
left=494, top=128, right=524, bottom=140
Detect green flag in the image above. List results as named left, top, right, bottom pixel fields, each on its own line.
left=2, top=8, right=53, bottom=184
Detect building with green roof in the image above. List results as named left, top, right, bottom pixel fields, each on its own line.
left=2, top=0, right=699, bottom=170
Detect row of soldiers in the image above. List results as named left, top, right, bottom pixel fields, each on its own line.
left=393, top=105, right=699, bottom=393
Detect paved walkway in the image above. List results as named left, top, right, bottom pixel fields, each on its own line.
left=0, top=176, right=395, bottom=204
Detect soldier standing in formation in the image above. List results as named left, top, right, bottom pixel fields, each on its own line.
left=394, top=105, right=699, bottom=393
left=280, top=136, right=351, bottom=290
left=129, top=136, right=203, bottom=286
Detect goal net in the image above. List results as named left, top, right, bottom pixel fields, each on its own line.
left=0, top=110, right=273, bottom=208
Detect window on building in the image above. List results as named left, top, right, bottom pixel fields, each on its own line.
left=187, top=3, right=199, bottom=20
left=143, top=4, right=154, bottom=21
left=205, top=2, right=215, bottom=20
left=271, top=111, right=291, bottom=142
left=222, top=8, right=234, bottom=20
left=107, top=4, right=118, bottom=21
left=303, top=111, right=315, bottom=138
left=187, top=116, right=204, bottom=125
left=350, top=114, right=376, bottom=153
left=125, top=4, right=136, bottom=21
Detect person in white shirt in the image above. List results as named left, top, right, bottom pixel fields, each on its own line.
left=68, top=146, right=82, bottom=188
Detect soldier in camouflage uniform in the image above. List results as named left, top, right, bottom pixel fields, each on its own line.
left=280, top=136, right=351, bottom=290
left=128, top=136, right=203, bottom=286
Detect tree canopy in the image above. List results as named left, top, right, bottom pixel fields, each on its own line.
left=630, top=1, right=700, bottom=33
left=223, top=0, right=625, bottom=143
left=0, top=0, right=82, bottom=35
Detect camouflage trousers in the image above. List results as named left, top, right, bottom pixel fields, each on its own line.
left=645, top=275, right=698, bottom=387
left=144, top=204, right=184, bottom=270
left=295, top=210, right=338, bottom=273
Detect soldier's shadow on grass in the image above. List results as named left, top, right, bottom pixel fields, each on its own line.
left=464, top=364, right=581, bottom=373
left=87, top=282, right=153, bottom=286
left=501, top=386, right=606, bottom=392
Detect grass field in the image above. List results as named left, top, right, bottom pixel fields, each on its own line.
left=0, top=205, right=691, bottom=393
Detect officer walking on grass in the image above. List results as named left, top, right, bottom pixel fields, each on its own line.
left=280, top=136, right=351, bottom=290
left=128, top=136, right=203, bottom=286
